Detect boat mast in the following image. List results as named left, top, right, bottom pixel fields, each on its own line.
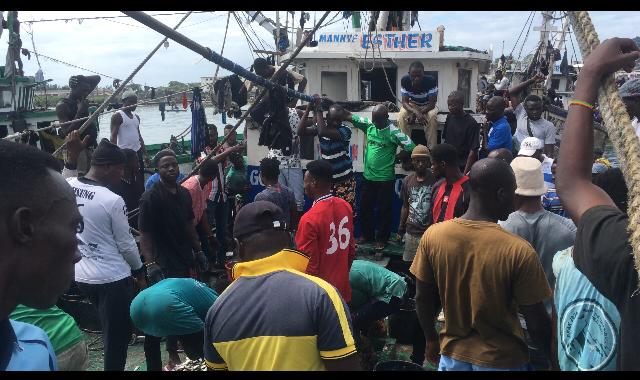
left=544, top=13, right=570, bottom=89
left=531, top=11, right=557, bottom=93
left=276, top=11, right=281, bottom=65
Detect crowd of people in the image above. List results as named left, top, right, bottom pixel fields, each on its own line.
left=2, top=37, right=640, bottom=372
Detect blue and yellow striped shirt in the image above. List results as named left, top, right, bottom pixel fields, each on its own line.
left=204, top=249, right=357, bottom=371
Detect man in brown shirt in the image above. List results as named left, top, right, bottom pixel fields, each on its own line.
left=410, top=158, right=555, bottom=371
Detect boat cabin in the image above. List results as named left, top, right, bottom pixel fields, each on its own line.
left=245, top=29, right=491, bottom=171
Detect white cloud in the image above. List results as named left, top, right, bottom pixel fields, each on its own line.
left=3, top=10, right=638, bottom=87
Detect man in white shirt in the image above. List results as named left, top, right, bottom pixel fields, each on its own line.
left=62, top=134, right=146, bottom=371
left=507, top=74, right=556, bottom=157
left=110, top=89, right=148, bottom=193
left=493, top=70, right=510, bottom=93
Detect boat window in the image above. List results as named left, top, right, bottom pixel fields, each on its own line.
left=457, top=69, right=472, bottom=108
left=321, top=72, right=348, bottom=101
left=359, top=67, right=398, bottom=104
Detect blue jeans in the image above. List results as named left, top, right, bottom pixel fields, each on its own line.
left=278, top=167, right=304, bottom=212
left=438, top=355, right=533, bottom=371
left=207, top=199, right=229, bottom=265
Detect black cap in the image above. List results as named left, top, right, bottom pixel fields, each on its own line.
left=91, top=138, right=126, bottom=166
left=233, top=201, right=288, bottom=239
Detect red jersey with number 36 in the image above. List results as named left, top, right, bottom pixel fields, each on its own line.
left=296, top=195, right=356, bottom=302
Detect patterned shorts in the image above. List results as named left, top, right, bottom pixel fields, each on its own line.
left=332, top=176, right=357, bottom=212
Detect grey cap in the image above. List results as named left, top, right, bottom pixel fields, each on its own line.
left=619, top=78, right=640, bottom=98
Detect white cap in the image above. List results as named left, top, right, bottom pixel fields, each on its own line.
left=518, top=137, right=544, bottom=156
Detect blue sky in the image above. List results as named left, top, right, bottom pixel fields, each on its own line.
left=2, top=11, right=638, bottom=87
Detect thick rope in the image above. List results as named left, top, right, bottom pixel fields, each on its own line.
left=51, top=12, right=193, bottom=157
left=125, top=11, right=331, bottom=220
left=568, top=11, right=640, bottom=283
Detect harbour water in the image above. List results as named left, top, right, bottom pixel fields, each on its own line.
left=97, top=105, right=244, bottom=145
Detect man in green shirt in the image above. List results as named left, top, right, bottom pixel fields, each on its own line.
left=337, top=105, right=416, bottom=250
left=10, top=305, right=88, bottom=371
left=349, top=260, right=425, bottom=364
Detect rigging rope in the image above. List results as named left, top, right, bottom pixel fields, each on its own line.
left=51, top=12, right=193, bottom=157
left=22, top=11, right=209, bottom=24
left=3, top=87, right=197, bottom=140
left=508, top=11, right=535, bottom=58
left=124, top=10, right=331, bottom=220
left=213, top=12, right=231, bottom=80
left=18, top=47, right=162, bottom=90
left=567, top=10, right=640, bottom=282
left=509, top=11, right=536, bottom=84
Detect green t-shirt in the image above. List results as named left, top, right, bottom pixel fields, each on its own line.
left=351, top=115, right=415, bottom=181
left=226, top=157, right=248, bottom=196
left=349, top=260, right=408, bottom=309
left=9, top=305, right=84, bottom=354
left=130, top=278, right=218, bottom=337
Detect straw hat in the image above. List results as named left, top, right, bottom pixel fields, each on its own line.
left=411, top=144, right=430, bottom=158
left=511, top=156, right=547, bottom=196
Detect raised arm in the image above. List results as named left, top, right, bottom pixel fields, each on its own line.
left=556, top=38, right=639, bottom=225
left=508, top=74, right=545, bottom=109
left=83, top=75, right=101, bottom=93
left=296, top=101, right=317, bottom=137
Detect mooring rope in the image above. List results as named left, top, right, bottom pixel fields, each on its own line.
left=50, top=12, right=193, bottom=157
left=3, top=87, right=197, bottom=141
left=568, top=11, right=640, bottom=282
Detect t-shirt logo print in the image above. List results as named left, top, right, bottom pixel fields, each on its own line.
left=326, top=216, right=351, bottom=255
left=560, top=298, right=618, bottom=371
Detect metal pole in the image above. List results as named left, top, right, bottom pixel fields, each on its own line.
left=276, top=11, right=281, bottom=65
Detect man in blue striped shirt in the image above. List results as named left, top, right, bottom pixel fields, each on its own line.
left=298, top=97, right=356, bottom=210
left=398, top=61, right=439, bottom=149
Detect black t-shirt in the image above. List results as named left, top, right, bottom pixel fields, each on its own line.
left=573, top=205, right=639, bottom=370
left=138, top=181, right=195, bottom=275
left=109, top=178, right=144, bottom=229
left=442, top=113, right=480, bottom=169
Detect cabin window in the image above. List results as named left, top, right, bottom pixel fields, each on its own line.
left=321, top=71, right=348, bottom=101
left=457, top=69, right=471, bottom=108
left=359, top=67, right=398, bottom=104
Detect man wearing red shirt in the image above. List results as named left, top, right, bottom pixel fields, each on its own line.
left=296, top=160, right=356, bottom=302
left=428, top=143, right=471, bottom=224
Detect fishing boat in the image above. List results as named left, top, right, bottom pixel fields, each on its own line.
left=0, top=66, right=60, bottom=149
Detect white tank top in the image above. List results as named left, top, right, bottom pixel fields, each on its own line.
left=116, top=110, right=141, bottom=151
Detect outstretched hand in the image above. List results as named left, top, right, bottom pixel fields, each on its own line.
left=65, top=130, right=90, bottom=165
left=583, top=37, right=640, bottom=78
